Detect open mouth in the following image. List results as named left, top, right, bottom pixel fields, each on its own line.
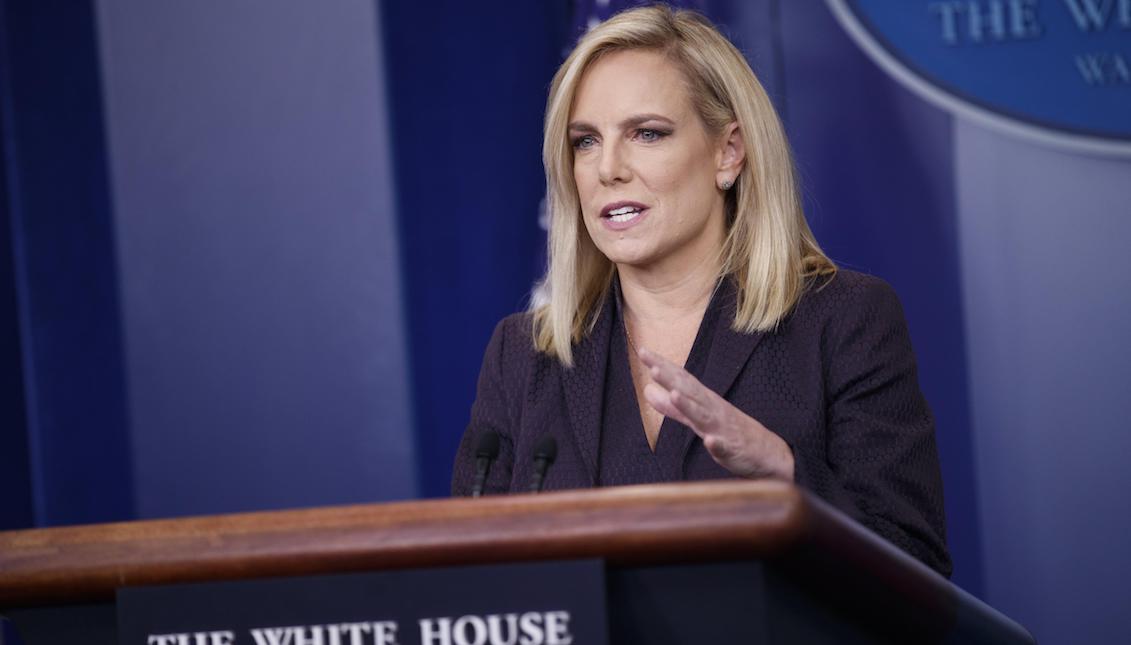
left=605, top=205, right=643, bottom=223
left=600, top=200, right=649, bottom=225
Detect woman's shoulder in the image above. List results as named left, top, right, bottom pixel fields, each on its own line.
left=488, top=311, right=536, bottom=350
left=780, top=269, right=909, bottom=344
left=798, top=268, right=904, bottom=317
left=784, top=268, right=919, bottom=374
left=479, top=310, right=543, bottom=376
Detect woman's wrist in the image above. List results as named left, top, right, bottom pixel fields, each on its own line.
left=772, top=435, right=796, bottom=481
left=749, top=425, right=795, bottom=481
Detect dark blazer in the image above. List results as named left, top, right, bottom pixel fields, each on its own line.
left=452, top=270, right=952, bottom=577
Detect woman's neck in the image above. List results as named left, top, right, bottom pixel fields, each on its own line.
left=617, top=249, right=720, bottom=326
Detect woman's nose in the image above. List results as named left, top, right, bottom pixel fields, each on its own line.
left=597, top=141, right=631, bottom=186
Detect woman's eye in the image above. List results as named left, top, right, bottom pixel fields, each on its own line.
left=572, top=135, right=596, bottom=150
left=636, top=128, right=669, bottom=143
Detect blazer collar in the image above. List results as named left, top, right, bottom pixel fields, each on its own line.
left=669, top=277, right=768, bottom=470
left=698, top=277, right=768, bottom=400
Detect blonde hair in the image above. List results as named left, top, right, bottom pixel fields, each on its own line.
left=534, top=5, right=834, bottom=365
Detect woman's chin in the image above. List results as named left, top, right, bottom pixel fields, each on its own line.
left=595, top=239, right=657, bottom=268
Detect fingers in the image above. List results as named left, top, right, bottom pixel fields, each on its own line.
left=637, top=348, right=788, bottom=480
left=642, top=383, right=695, bottom=429
left=644, top=380, right=726, bottom=447
left=670, top=387, right=717, bottom=430
left=638, top=348, right=707, bottom=406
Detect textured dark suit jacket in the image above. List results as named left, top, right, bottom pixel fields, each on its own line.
left=452, top=270, right=952, bottom=577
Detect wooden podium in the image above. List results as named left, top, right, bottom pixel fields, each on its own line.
left=0, top=480, right=1033, bottom=644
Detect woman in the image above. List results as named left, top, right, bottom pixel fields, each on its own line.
left=451, top=6, right=951, bottom=577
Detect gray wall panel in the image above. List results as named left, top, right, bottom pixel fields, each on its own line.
left=95, top=0, right=415, bottom=516
left=956, top=122, right=1131, bottom=644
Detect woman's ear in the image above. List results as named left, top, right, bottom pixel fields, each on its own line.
left=715, top=122, right=746, bottom=188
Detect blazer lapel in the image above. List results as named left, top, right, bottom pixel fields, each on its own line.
left=674, top=279, right=768, bottom=467
left=559, top=293, right=614, bottom=485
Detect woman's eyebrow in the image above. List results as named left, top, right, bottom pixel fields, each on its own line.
left=567, top=121, right=598, bottom=134
left=620, top=113, right=675, bottom=129
left=568, top=113, right=676, bottom=133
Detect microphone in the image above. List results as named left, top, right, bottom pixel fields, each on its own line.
left=528, top=435, right=558, bottom=493
left=470, top=430, right=501, bottom=498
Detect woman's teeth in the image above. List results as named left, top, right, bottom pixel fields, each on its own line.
left=607, top=206, right=642, bottom=222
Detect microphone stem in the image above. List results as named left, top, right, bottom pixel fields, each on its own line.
left=529, top=459, right=549, bottom=493
left=471, top=456, right=490, bottom=498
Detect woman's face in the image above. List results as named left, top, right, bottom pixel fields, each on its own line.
left=569, top=49, right=733, bottom=274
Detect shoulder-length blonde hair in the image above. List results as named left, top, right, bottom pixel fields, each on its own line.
left=533, top=5, right=834, bottom=366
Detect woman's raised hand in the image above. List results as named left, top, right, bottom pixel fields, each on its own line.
left=638, top=347, right=795, bottom=481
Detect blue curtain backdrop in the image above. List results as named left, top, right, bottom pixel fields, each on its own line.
left=380, top=0, right=570, bottom=503
left=0, top=0, right=133, bottom=529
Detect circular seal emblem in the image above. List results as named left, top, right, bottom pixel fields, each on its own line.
left=826, top=0, right=1131, bottom=155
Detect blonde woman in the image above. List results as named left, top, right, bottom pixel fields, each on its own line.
left=452, top=6, right=951, bottom=577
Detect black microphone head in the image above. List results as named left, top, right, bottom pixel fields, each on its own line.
left=533, top=435, right=558, bottom=463
left=475, top=430, right=500, bottom=459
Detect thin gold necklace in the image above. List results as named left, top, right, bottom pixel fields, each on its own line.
left=624, top=319, right=640, bottom=355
